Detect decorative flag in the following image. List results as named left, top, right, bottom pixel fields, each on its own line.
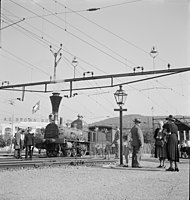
left=32, top=101, right=40, bottom=114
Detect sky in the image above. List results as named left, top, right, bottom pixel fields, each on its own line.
left=0, top=0, right=189, bottom=124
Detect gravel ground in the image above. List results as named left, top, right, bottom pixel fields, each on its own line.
left=0, top=156, right=189, bottom=200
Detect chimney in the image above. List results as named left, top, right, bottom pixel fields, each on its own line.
left=50, top=93, right=62, bottom=124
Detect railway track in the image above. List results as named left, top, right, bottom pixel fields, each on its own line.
left=0, top=156, right=118, bottom=169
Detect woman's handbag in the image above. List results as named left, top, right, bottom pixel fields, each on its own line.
left=155, top=139, right=164, bottom=147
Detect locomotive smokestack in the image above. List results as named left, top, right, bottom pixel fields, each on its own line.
left=50, top=92, right=62, bottom=124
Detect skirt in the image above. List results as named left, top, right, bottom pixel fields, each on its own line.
left=167, top=134, right=179, bottom=162
left=155, top=143, right=167, bottom=159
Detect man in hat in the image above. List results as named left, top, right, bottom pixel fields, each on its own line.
left=131, top=118, right=144, bottom=168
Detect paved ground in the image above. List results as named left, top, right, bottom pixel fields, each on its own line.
left=0, top=155, right=189, bottom=200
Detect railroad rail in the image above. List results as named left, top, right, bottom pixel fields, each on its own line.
left=0, top=156, right=117, bottom=169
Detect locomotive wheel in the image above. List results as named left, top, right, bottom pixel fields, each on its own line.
left=66, top=149, right=72, bottom=157
left=80, top=150, right=87, bottom=157
left=46, top=150, right=52, bottom=157
left=72, top=149, right=77, bottom=157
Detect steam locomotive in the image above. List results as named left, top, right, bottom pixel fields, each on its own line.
left=35, top=93, right=89, bottom=157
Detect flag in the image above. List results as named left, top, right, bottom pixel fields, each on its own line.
left=32, top=101, right=40, bottom=114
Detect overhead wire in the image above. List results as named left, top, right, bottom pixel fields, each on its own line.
left=1, top=2, right=159, bottom=115
left=2, top=1, right=116, bottom=121
left=61, top=54, right=116, bottom=116
left=5, top=0, right=188, bottom=119
left=26, top=0, right=142, bottom=19
left=55, top=0, right=170, bottom=64
left=30, top=0, right=135, bottom=70
left=50, top=0, right=178, bottom=102
left=29, top=0, right=143, bottom=113
left=28, top=0, right=124, bottom=113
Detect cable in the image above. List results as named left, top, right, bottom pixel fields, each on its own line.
left=4, top=0, right=189, bottom=119
left=30, top=0, right=136, bottom=70
left=26, top=0, right=142, bottom=19
left=100, top=0, right=142, bottom=9
left=55, top=0, right=170, bottom=64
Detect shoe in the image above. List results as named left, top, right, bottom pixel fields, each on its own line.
left=157, top=165, right=162, bottom=168
left=175, top=168, right=179, bottom=172
left=132, top=166, right=142, bottom=168
left=123, top=165, right=128, bottom=167
left=166, top=167, right=174, bottom=171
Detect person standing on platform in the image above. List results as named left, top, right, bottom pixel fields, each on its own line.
left=131, top=118, right=144, bottom=168
left=20, top=129, right=25, bottom=158
left=14, top=128, right=22, bottom=159
left=24, top=127, right=35, bottom=160
left=111, top=127, right=120, bottom=159
left=163, top=115, right=180, bottom=172
left=123, top=132, right=131, bottom=167
left=154, top=120, right=167, bottom=168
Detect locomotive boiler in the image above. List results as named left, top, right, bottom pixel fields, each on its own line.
left=35, top=93, right=89, bottom=157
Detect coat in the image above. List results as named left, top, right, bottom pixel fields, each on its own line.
left=24, top=133, right=34, bottom=146
left=163, top=122, right=179, bottom=162
left=131, top=124, right=144, bottom=147
left=14, top=131, right=21, bottom=149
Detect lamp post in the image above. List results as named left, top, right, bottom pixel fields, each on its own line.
left=72, top=57, right=78, bottom=79
left=150, top=46, right=158, bottom=71
left=114, top=85, right=127, bottom=165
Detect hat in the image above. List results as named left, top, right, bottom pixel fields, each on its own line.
left=133, top=118, right=141, bottom=123
left=166, top=115, right=175, bottom=121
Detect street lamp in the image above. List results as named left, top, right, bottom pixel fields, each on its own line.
left=72, top=57, right=78, bottom=79
left=150, top=46, right=158, bottom=71
left=114, top=85, right=127, bottom=165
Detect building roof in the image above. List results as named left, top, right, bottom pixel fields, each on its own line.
left=175, top=119, right=190, bottom=131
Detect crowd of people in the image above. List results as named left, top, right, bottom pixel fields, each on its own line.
left=13, top=127, right=35, bottom=160
left=111, top=115, right=180, bottom=172
left=155, top=115, right=180, bottom=172
left=13, top=114, right=182, bottom=172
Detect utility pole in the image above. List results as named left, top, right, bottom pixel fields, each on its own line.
left=50, top=44, right=62, bottom=82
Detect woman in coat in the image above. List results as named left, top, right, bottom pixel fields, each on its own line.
left=154, top=121, right=167, bottom=168
left=163, top=115, right=179, bottom=172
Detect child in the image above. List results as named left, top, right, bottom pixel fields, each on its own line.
left=123, top=132, right=131, bottom=167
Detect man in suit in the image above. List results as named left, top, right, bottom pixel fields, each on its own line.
left=24, top=127, right=35, bottom=160
left=131, top=118, right=144, bottom=168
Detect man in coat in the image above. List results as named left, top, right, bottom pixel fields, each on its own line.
left=131, top=118, right=144, bottom=168
left=14, top=128, right=22, bottom=159
left=24, top=127, right=35, bottom=160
